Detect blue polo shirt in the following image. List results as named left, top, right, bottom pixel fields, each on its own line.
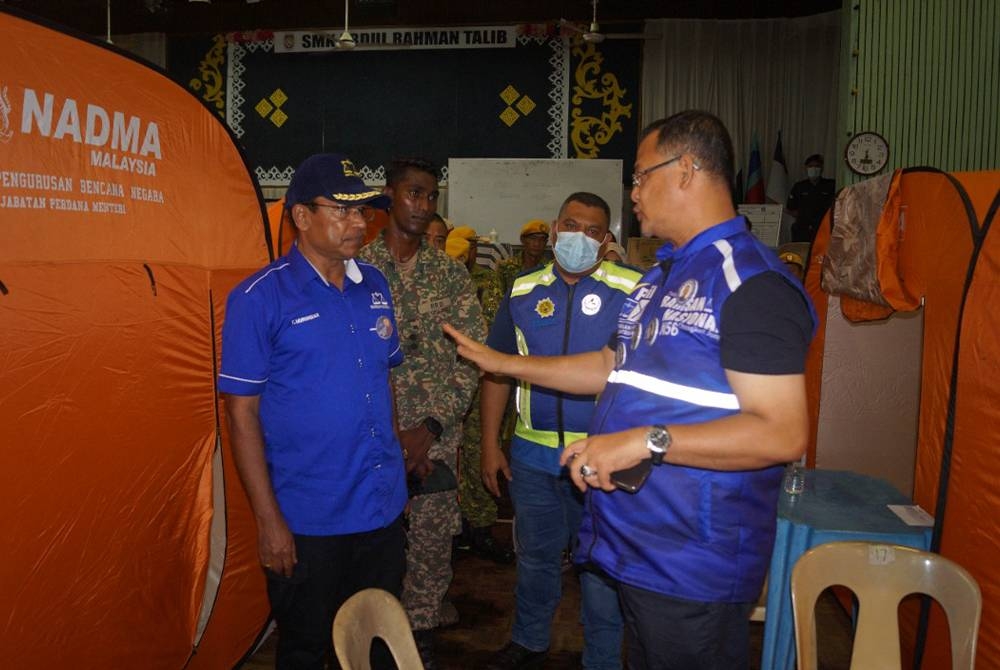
left=219, top=244, right=407, bottom=536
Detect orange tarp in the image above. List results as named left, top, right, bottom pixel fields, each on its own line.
left=805, top=169, right=1000, bottom=668
left=1, top=9, right=270, bottom=667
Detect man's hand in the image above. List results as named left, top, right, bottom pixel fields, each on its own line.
left=399, top=423, right=436, bottom=475
left=257, top=513, right=297, bottom=577
left=480, top=444, right=512, bottom=498
left=559, top=427, right=648, bottom=492
left=442, top=323, right=510, bottom=376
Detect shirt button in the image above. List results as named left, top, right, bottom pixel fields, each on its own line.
left=357, top=358, right=364, bottom=368
left=366, top=393, right=372, bottom=403
left=350, top=325, right=356, bottom=334
left=370, top=427, right=376, bottom=437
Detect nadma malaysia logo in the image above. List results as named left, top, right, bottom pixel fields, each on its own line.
left=0, top=85, right=12, bottom=143
left=8, top=85, right=164, bottom=174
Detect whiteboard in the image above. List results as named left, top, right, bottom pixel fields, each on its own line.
left=447, top=158, right=624, bottom=245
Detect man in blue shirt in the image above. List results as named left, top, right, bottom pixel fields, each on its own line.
left=480, top=193, right=641, bottom=670
left=445, top=111, right=815, bottom=669
left=219, top=153, right=407, bottom=670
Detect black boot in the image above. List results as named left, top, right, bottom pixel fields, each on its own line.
left=413, top=628, right=438, bottom=670
left=469, top=525, right=515, bottom=564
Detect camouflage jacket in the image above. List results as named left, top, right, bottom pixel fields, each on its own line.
left=497, top=251, right=550, bottom=295
left=470, top=264, right=504, bottom=327
left=360, top=236, right=486, bottom=447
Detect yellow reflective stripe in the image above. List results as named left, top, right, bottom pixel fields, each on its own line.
left=510, top=266, right=557, bottom=297
left=514, top=419, right=587, bottom=448
left=590, top=261, right=643, bottom=292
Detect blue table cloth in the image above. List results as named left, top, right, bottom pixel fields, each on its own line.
left=760, top=469, right=932, bottom=670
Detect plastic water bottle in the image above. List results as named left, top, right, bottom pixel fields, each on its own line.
left=783, top=463, right=804, bottom=495
left=489, top=228, right=499, bottom=243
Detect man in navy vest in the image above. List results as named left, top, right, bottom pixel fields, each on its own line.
left=480, top=193, right=641, bottom=670
left=445, top=110, right=816, bottom=669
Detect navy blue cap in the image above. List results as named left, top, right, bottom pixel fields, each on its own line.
left=284, top=153, right=390, bottom=210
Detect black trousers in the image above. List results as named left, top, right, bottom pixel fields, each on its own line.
left=268, top=514, right=407, bottom=670
left=618, top=582, right=754, bottom=670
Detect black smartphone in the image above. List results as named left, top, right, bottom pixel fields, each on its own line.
left=610, top=459, right=653, bottom=493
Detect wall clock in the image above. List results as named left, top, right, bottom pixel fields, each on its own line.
left=844, top=131, right=890, bottom=176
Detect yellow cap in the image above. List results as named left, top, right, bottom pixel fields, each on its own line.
left=449, top=225, right=478, bottom=241
left=779, top=251, right=804, bottom=267
left=445, top=236, right=471, bottom=261
left=520, top=219, right=550, bottom=237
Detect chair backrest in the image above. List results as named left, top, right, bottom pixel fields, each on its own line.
left=791, top=541, right=981, bottom=670
left=332, top=588, right=425, bottom=670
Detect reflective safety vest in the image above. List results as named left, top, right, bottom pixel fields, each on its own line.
left=581, top=217, right=816, bottom=602
left=508, top=261, right=641, bottom=474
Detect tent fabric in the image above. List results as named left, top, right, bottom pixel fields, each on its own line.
left=1, top=10, right=270, bottom=668
left=804, top=168, right=1000, bottom=668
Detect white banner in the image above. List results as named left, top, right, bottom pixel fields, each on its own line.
left=273, top=26, right=516, bottom=52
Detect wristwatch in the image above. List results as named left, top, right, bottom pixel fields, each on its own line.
left=423, top=416, right=444, bottom=440
left=646, top=424, right=671, bottom=466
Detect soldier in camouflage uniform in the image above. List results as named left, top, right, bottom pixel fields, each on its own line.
left=359, top=158, right=485, bottom=669
left=496, top=219, right=552, bottom=295
left=445, top=226, right=512, bottom=562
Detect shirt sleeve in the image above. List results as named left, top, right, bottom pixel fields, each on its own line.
left=435, top=265, right=488, bottom=428
left=218, top=286, right=272, bottom=396
left=786, top=182, right=801, bottom=210
left=720, top=271, right=814, bottom=374
left=486, top=293, right=517, bottom=354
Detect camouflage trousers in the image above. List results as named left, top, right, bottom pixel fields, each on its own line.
left=458, top=387, right=499, bottom=528
left=403, top=443, right=461, bottom=631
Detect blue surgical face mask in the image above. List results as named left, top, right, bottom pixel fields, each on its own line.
left=553, top=231, right=602, bottom=274
left=806, top=166, right=822, bottom=179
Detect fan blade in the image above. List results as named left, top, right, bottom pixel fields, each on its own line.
left=602, top=33, right=662, bottom=40
left=558, top=18, right=586, bottom=35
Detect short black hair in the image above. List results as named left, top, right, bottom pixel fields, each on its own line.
left=641, top=110, right=735, bottom=186
left=385, top=157, right=439, bottom=187
left=560, top=191, right=611, bottom=225
left=805, top=154, right=824, bottom=165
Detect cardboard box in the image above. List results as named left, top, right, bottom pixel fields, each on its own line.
left=626, top=237, right=664, bottom=269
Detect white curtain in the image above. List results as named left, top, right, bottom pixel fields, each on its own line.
left=641, top=12, right=841, bottom=194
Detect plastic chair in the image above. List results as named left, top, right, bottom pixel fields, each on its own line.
left=791, top=541, right=981, bottom=670
left=332, top=588, right=425, bottom=670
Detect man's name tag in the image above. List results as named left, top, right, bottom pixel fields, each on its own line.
left=418, top=297, right=450, bottom=315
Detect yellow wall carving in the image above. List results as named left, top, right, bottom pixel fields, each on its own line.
left=570, top=41, right=632, bottom=159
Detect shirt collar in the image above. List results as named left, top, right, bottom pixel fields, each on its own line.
left=287, top=243, right=364, bottom=288
left=654, top=216, right=749, bottom=263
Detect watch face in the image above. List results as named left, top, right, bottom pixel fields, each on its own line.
left=648, top=425, right=670, bottom=450
left=845, top=131, right=889, bottom=176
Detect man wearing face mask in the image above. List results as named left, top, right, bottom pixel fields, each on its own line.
left=787, top=154, right=836, bottom=243
left=479, top=193, right=641, bottom=670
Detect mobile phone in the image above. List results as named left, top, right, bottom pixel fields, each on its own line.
left=610, top=459, right=653, bottom=493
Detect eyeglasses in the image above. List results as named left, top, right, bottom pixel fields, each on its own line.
left=308, top=202, right=377, bottom=222
left=631, top=155, right=682, bottom=188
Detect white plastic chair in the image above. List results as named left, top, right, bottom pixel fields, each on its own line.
left=332, top=588, right=425, bottom=670
left=791, top=541, right=981, bottom=670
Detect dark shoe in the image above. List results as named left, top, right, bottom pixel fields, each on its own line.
left=469, top=525, right=515, bottom=564
left=413, top=629, right=439, bottom=670
left=439, top=599, right=460, bottom=627
left=485, top=640, right=548, bottom=670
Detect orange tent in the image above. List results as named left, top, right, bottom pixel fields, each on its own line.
left=1, top=9, right=271, bottom=667
left=804, top=168, right=1000, bottom=667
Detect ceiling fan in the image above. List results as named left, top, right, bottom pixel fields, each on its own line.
left=559, top=0, right=660, bottom=43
